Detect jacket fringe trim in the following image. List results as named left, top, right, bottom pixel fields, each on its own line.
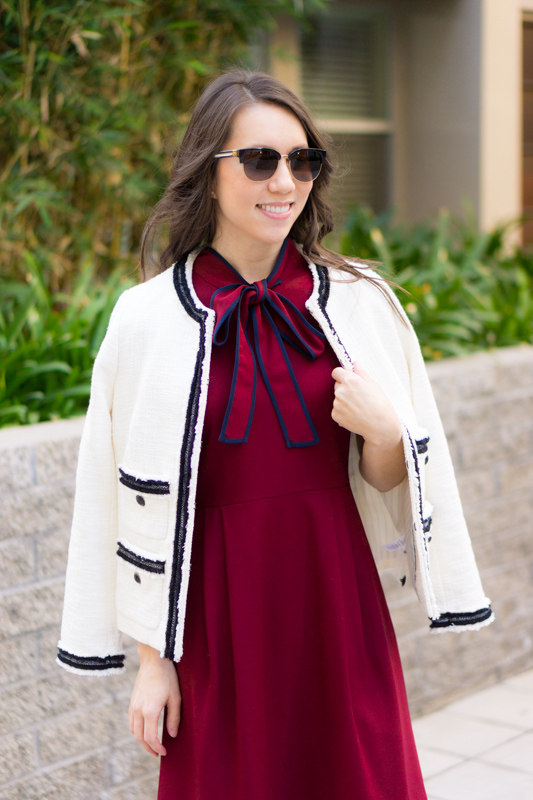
left=56, top=647, right=125, bottom=673
left=116, top=541, right=165, bottom=574
left=315, top=265, right=352, bottom=366
left=402, top=424, right=439, bottom=619
left=55, top=658, right=126, bottom=676
left=429, top=607, right=494, bottom=633
left=118, top=467, right=170, bottom=495
left=165, top=255, right=209, bottom=660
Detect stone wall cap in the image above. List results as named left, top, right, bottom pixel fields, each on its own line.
left=0, top=416, right=86, bottom=449
left=426, top=344, right=533, bottom=378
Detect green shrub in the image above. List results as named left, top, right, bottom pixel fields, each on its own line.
left=0, top=255, right=135, bottom=426
left=339, top=206, right=533, bottom=360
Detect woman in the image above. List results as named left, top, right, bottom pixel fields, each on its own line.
left=57, top=71, right=493, bottom=800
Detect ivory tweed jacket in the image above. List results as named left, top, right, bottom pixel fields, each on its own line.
left=57, top=245, right=493, bottom=675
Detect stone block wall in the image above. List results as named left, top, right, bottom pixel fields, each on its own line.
left=0, top=420, right=158, bottom=799
left=1, top=344, right=532, bottom=798
left=384, top=345, right=533, bottom=715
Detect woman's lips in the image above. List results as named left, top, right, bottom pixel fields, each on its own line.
left=257, top=203, right=293, bottom=220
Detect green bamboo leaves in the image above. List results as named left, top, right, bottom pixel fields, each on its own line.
left=1, top=0, right=326, bottom=427
left=1, top=0, right=324, bottom=291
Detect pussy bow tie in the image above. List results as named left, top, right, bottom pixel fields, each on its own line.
left=206, top=241, right=326, bottom=447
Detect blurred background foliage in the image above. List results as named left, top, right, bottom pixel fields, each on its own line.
left=0, top=0, right=322, bottom=426
left=1, top=0, right=317, bottom=288
left=1, top=0, right=533, bottom=427
left=340, top=207, right=533, bottom=361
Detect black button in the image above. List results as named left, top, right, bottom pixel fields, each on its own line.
left=136, top=495, right=145, bottom=506
left=134, top=573, right=141, bottom=584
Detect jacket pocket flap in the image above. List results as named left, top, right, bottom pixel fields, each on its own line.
left=116, top=540, right=165, bottom=630
left=117, top=540, right=165, bottom=575
left=117, top=466, right=171, bottom=541
left=118, top=467, right=170, bottom=495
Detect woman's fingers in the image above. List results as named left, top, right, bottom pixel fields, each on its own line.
left=132, top=707, right=162, bottom=757
left=332, top=362, right=370, bottom=384
left=330, top=362, right=401, bottom=447
left=143, top=705, right=167, bottom=757
left=331, top=365, right=349, bottom=384
left=166, top=684, right=182, bottom=738
left=351, top=360, right=371, bottom=380
left=129, top=646, right=182, bottom=756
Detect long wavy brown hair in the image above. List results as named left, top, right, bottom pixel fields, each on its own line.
left=140, top=70, right=388, bottom=294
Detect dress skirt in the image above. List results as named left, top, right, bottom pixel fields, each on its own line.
left=158, top=242, right=427, bottom=800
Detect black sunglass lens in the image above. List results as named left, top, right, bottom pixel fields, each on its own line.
left=242, top=149, right=279, bottom=180
left=290, top=150, right=323, bottom=181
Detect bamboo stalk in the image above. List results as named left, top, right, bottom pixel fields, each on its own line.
left=0, top=142, right=28, bottom=183
left=23, top=40, right=36, bottom=102
left=40, top=85, right=50, bottom=124
left=17, top=0, right=29, bottom=55
left=111, top=215, right=122, bottom=259
left=119, top=13, right=132, bottom=92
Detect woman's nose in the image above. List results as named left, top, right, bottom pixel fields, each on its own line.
left=268, top=156, right=296, bottom=192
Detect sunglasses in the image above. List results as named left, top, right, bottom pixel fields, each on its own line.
left=214, top=147, right=327, bottom=182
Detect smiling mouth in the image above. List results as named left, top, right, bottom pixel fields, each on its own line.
left=257, top=203, right=292, bottom=214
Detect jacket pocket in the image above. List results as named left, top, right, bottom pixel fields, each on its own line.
left=117, top=466, right=170, bottom=541
left=116, top=539, right=166, bottom=630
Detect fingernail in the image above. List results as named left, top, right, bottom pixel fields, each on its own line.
left=170, top=727, right=178, bottom=737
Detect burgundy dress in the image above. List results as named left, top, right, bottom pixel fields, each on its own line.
left=158, top=239, right=427, bottom=800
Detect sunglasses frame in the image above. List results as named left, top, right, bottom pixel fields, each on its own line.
left=214, top=147, right=327, bottom=182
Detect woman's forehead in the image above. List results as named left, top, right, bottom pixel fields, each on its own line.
left=226, top=103, right=308, bottom=149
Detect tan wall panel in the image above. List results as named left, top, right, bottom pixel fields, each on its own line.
left=269, top=15, right=302, bottom=96
left=479, top=0, right=524, bottom=238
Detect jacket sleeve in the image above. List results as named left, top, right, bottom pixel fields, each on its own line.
left=390, top=292, right=494, bottom=631
left=57, top=293, right=127, bottom=675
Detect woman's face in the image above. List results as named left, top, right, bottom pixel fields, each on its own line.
left=212, top=102, right=314, bottom=253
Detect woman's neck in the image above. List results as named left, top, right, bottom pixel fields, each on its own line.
left=209, top=236, right=286, bottom=284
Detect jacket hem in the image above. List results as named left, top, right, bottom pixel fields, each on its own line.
left=57, top=647, right=125, bottom=674
left=429, top=606, right=494, bottom=633
left=56, top=657, right=126, bottom=676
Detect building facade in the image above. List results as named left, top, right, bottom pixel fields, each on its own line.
left=260, top=0, right=532, bottom=242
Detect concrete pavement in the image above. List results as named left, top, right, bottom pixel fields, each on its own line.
left=412, top=667, right=533, bottom=799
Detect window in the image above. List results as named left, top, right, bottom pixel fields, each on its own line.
left=300, top=4, right=392, bottom=224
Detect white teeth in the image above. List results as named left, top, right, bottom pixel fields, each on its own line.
left=259, top=204, right=290, bottom=214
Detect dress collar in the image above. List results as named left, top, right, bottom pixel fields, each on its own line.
left=192, top=238, right=327, bottom=447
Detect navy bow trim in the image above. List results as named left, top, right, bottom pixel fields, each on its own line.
left=207, top=240, right=326, bottom=447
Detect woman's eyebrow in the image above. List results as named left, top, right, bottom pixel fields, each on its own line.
left=243, top=143, right=309, bottom=150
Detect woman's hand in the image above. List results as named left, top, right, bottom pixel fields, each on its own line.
left=128, top=642, right=182, bottom=757
left=331, top=362, right=406, bottom=492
